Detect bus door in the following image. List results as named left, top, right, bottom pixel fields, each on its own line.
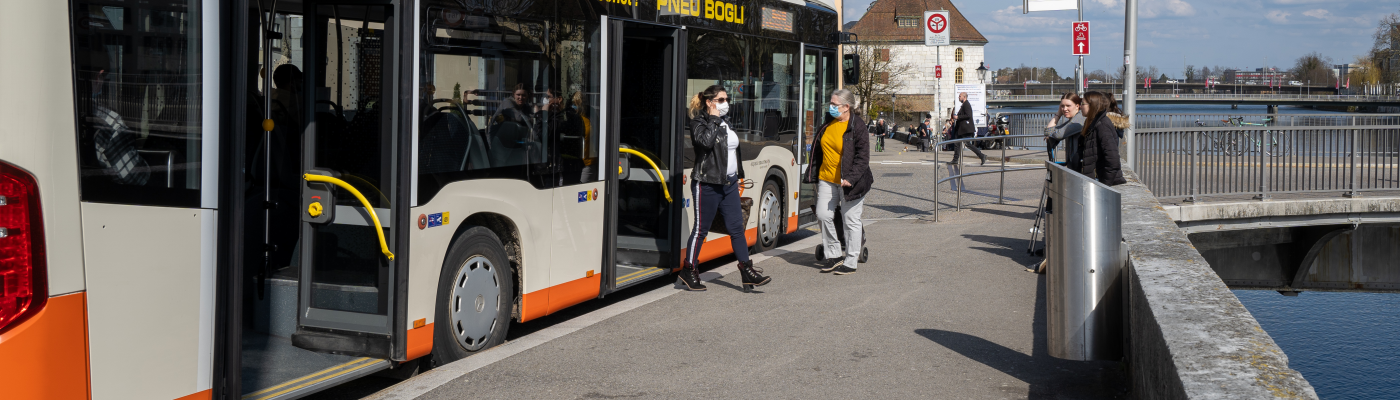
left=292, top=1, right=406, bottom=361
left=601, top=20, right=684, bottom=292
left=797, top=46, right=837, bottom=227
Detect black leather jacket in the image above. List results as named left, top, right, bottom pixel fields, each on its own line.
left=688, top=114, right=745, bottom=185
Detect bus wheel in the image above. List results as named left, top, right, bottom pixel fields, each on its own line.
left=754, top=180, right=783, bottom=253
left=432, top=227, right=515, bottom=365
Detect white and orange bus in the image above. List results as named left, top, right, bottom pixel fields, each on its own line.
left=0, top=0, right=845, bottom=398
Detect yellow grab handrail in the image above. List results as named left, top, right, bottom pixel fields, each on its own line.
left=303, top=173, right=395, bottom=261
left=618, top=148, right=671, bottom=203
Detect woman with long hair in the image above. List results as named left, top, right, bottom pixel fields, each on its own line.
left=1071, top=91, right=1128, bottom=186
left=804, top=89, right=873, bottom=275
left=1044, top=92, right=1084, bottom=162
left=679, top=84, right=771, bottom=291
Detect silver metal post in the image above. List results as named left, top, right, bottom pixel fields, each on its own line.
left=1077, top=0, right=1085, bottom=95
left=1187, top=130, right=1197, bottom=203
left=999, top=140, right=1007, bottom=204
left=956, top=143, right=964, bottom=211
left=1348, top=127, right=1360, bottom=197
left=934, top=137, right=941, bottom=221
left=1123, top=0, right=1138, bottom=169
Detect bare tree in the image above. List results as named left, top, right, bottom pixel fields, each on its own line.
left=846, top=43, right=917, bottom=119
left=1289, top=52, right=1333, bottom=84
left=1370, top=12, right=1400, bottom=83
left=1184, top=65, right=1197, bottom=82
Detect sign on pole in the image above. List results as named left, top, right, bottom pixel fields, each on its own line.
left=935, top=65, right=943, bottom=79
left=954, top=83, right=988, bottom=128
left=1026, top=0, right=1077, bottom=12
left=1072, top=21, right=1090, bottom=56
left=924, top=11, right=949, bottom=46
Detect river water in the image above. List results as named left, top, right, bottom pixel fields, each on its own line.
left=1029, top=103, right=1400, bottom=399
left=1233, top=290, right=1400, bottom=399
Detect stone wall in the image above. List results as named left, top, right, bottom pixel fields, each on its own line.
left=1118, top=167, right=1318, bottom=399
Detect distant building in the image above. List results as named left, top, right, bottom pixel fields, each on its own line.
left=1230, top=68, right=1290, bottom=85
left=848, top=0, right=988, bottom=122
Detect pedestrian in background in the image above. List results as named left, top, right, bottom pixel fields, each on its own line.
left=1071, top=91, right=1128, bottom=186
left=873, top=117, right=887, bottom=152
left=805, top=89, right=874, bottom=275
left=1044, top=92, right=1084, bottom=162
left=952, top=92, right=987, bottom=165
left=680, top=84, right=771, bottom=291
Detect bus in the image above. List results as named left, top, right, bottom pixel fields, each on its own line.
left=0, top=0, right=845, bottom=399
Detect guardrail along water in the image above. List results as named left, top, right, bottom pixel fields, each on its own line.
left=1000, top=113, right=1400, bottom=201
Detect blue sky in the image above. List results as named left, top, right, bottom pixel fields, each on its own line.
left=842, top=0, right=1397, bottom=79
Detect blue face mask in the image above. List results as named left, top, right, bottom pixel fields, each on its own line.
left=828, top=104, right=841, bottom=118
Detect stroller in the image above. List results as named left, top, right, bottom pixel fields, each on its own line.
left=813, top=205, right=870, bottom=263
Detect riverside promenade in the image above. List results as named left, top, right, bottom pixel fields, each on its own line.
left=348, top=147, right=1128, bottom=399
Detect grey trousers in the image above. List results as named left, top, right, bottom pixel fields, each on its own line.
left=816, top=180, right=865, bottom=267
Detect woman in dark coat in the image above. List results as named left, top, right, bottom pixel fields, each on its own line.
left=803, top=89, right=874, bottom=275
left=1069, top=91, right=1128, bottom=186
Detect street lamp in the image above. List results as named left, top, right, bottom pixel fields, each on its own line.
left=977, top=62, right=989, bottom=83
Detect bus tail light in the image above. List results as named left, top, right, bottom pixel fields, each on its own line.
left=0, top=161, right=45, bottom=333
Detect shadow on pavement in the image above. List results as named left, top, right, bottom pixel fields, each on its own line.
left=915, top=275, right=1127, bottom=399
left=961, top=233, right=1038, bottom=266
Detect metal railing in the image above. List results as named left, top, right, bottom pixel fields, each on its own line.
left=933, top=134, right=1047, bottom=221
left=1134, top=125, right=1400, bottom=201
left=1001, top=113, right=1400, bottom=150
left=990, top=94, right=1400, bottom=102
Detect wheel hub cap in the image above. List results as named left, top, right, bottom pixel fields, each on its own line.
left=450, top=256, right=500, bottom=351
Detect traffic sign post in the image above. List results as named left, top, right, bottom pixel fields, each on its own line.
left=926, top=10, right=950, bottom=129
left=924, top=11, right=949, bottom=46
left=1072, top=21, right=1089, bottom=55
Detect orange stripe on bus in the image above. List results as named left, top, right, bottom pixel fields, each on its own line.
left=786, top=213, right=798, bottom=234
left=175, top=389, right=212, bottom=400
left=406, top=323, right=433, bottom=361
left=0, top=292, right=91, bottom=400
left=519, top=273, right=602, bottom=323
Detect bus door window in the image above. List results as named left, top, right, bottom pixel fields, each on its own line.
left=416, top=8, right=556, bottom=204
left=747, top=38, right=799, bottom=151
left=70, top=1, right=206, bottom=207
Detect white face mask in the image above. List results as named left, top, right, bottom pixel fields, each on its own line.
left=715, top=101, right=730, bottom=117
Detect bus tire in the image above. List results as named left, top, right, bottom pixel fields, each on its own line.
left=431, top=226, right=515, bottom=366
left=753, top=179, right=783, bottom=253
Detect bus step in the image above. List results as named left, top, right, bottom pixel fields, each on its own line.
left=240, top=357, right=389, bottom=400
left=614, top=265, right=668, bottom=290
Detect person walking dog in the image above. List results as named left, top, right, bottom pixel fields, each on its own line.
left=679, top=85, right=771, bottom=292
left=805, top=89, right=874, bottom=275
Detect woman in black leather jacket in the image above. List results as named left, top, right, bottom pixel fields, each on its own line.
left=679, top=85, right=770, bottom=292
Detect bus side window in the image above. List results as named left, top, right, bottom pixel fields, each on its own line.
left=70, top=2, right=204, bottom=207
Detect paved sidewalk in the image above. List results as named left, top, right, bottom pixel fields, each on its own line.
left=363, top=151, right=1127, bottom=400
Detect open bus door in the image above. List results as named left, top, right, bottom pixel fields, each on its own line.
left=798, top=46, right=837, bottom=227
left=233, top=1, right=409, bottom=398
left=292, top=1, right=408, bottom=361
left=601, top=19, right=685, bottom=293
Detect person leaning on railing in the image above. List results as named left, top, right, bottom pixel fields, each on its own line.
left=1044, top=92, right=1085, bottom=162
left=1068, top=91, right=1128, bottom=186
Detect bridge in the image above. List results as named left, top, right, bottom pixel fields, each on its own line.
left=986, top=94, right=1400, bottom=107
left=991, top=82, right=1340, bottom=96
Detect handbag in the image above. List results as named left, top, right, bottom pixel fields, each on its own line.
left=710, top=179, right=755, bottom=235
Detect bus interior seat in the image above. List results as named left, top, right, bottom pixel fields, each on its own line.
left=419, top=110, right=488, bottom=174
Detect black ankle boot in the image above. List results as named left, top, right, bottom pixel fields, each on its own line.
left=677, top=263, right=707, bottom=291
left=737, top=261, right=770, bottom=292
